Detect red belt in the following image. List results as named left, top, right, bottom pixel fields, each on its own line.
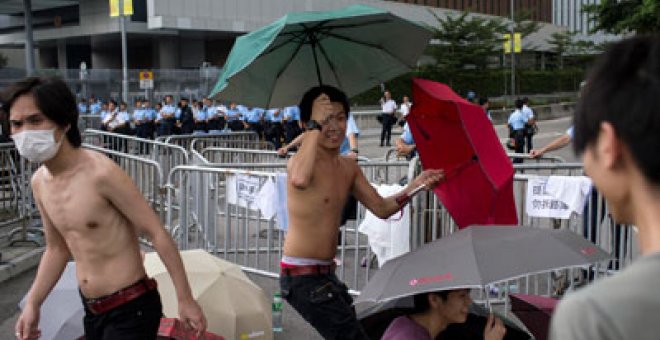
left=82, top=277, right=158, bottom=315
left=280, top=263, right=336, bottom=277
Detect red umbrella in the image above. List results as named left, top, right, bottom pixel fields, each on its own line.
left=408, top=78, right=517, bottom=228
left=510, top=294, right=559, bottom=340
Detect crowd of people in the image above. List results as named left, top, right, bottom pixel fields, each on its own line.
left=77, top=95, right=304, bottom=148
left=3, top=35, right=659, bottom=340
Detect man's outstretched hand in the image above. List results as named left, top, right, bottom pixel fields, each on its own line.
left=410, top=169, right=444, bottom=191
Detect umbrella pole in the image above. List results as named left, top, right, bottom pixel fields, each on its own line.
left=310, top=35, right=324, bottom=86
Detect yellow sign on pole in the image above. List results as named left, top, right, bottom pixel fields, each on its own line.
left=109, top=0, right=133, bottom=17
left=139, top=71, right=153, bottom=80
left=503, top=33, right=522, bottom=54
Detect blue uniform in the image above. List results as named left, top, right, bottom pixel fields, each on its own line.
left=508, top=109, right=528, bottom=130
left=340, top=115, right=360, bottom=155
left=401, top=123, right=414, bottom=145
left=245, top=108, right=264, bottom=123
left=78, top=103, right=88, bottom=114
left=89, top=102, right=102, bottom=115
left=283, top=106, right=301, bottom=121
left=265, top=109, right=283, bottom=123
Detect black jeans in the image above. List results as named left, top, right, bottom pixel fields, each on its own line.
left=380, top=114, right=394, bottom=146
left=280, top=272, right=369, bottom=340
left=82, top=288, right=162, bottom=340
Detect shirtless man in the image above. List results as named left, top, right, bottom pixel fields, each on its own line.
left=6, top=77, right=206, bottom=340
left=280, top=85, right=443, bottom=339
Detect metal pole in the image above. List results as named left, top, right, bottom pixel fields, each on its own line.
left=23, top=0, right=36, bottom=76
left=120, top=0, right=129, bottom=103
left=510, top=0, right=515, bottom=97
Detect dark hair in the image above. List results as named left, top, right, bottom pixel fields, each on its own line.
left=299, top=85, right=350, bottom=123
left=573, top=35, right=660, bottom=185
left=522, top=97, right=529, bottom=104
left=478, top=97, right=489, bottom=106
left=412, top=291, right=450, bottom=313
left=514, top=99, right=523, bottom=109
left=2, top=76, right=82, bottom=147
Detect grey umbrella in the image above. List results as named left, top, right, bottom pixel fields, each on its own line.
left=355, top=225, right=611, bottom=304
left=19, top=262, right=84, bottom=340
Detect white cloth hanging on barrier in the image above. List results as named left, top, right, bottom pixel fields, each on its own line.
left=255, top=173, right=289, bottom=231
left=358, top=183, right=410, bottom=267
left=526, top=176, right=592, bottom=219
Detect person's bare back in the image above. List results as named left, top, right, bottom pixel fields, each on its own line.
left=32, top=149, right=146, bottom=298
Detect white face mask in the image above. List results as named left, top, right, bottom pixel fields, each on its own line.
left=11, top=129, right=66, bottom=163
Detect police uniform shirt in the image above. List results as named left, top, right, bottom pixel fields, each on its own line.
left=161, top=104, right=176, bottom=118
left=195, top=107, right=207, bottom=121
left=508, top=109, right=528, bottom=130
left=78, top=103, right=88, bottom=114
left=226, top=108, right=242, bottom=121
left=265, top=108, right=283, bottom=123
left=522, top=104, right=534, bottom=120
left=246, top=108, right=264, bottom=123
left=90, top=102, right=102, bottom=115
left=133, top=107, right=145, bottom=123
left=339, top=115, right=360, bottom=155
left=401, top=123, right=414, bottom=145
left=283, top=106, right=301, bottom=121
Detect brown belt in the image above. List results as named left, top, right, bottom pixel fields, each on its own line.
left=280, top=263, right=336, bottom=277
left=82, top=277, right=158, bottom=315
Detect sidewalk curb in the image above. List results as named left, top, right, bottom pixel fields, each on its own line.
left=0, top=247, right=44, bottom=284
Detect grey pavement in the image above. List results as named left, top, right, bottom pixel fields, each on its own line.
left=0, top=115, right=575, bottom=339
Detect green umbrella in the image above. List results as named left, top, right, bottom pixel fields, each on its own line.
left=209, top=4, right=433, bottom=108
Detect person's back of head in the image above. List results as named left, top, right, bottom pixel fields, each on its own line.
left=2, top=76, right=82, bottom=148
left=514, top=99, right=524, bottom=110
left=573, top=35, right=660, bottom=187
left=299, top=85, right=350, bottom=123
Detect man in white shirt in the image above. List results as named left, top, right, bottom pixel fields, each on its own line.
left=379, top=90, right=397, bottom=147
left=398, top=95, right=412, bottom=127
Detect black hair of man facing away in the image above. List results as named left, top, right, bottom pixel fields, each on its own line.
left=279, top=85, right=444, bottom=339
left=550, top=35, right=660, bottom=340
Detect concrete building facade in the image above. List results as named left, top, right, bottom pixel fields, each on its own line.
left=0, top=0, right=565, bottom=71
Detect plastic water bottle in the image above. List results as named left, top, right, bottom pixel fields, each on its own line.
left=272, top=292, right=283, bottom=332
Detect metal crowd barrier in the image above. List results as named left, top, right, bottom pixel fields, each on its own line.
left=165, top=159, right=412, bottom=293
left=83, top=144, right=167, bottom=223
left=507, top=152, right=565, bottom=164
left=78, top=115, right=103, bottom=131
left=0, top=142, right=41, bottom=245
left=190, top=139, right=275, bottom=153
left=199, top=147, right=288, bottom=165
left=83, top=129, right=188, bottom=181
left=157, top=132, right=259, bottom=151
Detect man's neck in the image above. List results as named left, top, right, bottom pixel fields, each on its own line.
left=629, top=180, right=660, bottom=256
left=43, top=142, right=81, bottom=176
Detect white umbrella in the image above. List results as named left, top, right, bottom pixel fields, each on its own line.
left=19, top=262, right=85, bottom=340
left=144, top=249, right=273, bottom=340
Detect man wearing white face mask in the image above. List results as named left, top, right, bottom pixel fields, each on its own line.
left=5, top=77, right=207, bottom=340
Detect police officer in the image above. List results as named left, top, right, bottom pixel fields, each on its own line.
left=244, top=106, right=265, bottom=139
left=177, top=97, right=195, bottom=135
left=158, top=95, right=176, bottom=136
left=282, top=105, right=302, bottom=144
left=89, top=95, right=102, bottom=115
left=205, top=98, right=225, bottom=134
left=507, top=99, right=528, bottom=163
left=264, top=107, right=283, bottom=149
left=226, top=102, right=244, bottom=131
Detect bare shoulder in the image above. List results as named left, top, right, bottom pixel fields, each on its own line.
left=338, top=156, right=360, bottom=180
left=30, top=166, right=46, bottom=194
left=81, top=149, right=125, bottom=185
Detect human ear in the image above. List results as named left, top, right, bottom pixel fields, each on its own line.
left=597, top=122, right=622, bottom=170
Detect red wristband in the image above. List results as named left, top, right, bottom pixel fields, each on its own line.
left=395, top=192, right=411, bottom=207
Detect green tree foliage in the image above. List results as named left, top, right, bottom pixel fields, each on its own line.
left=583, top=0, right=660, bottom=34
left=424, top=11, right=508, bottom=87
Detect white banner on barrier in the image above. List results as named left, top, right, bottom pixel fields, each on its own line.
left=226, top=174, right=262, bottom=210
left=526, top=177, right=573, bottom=219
